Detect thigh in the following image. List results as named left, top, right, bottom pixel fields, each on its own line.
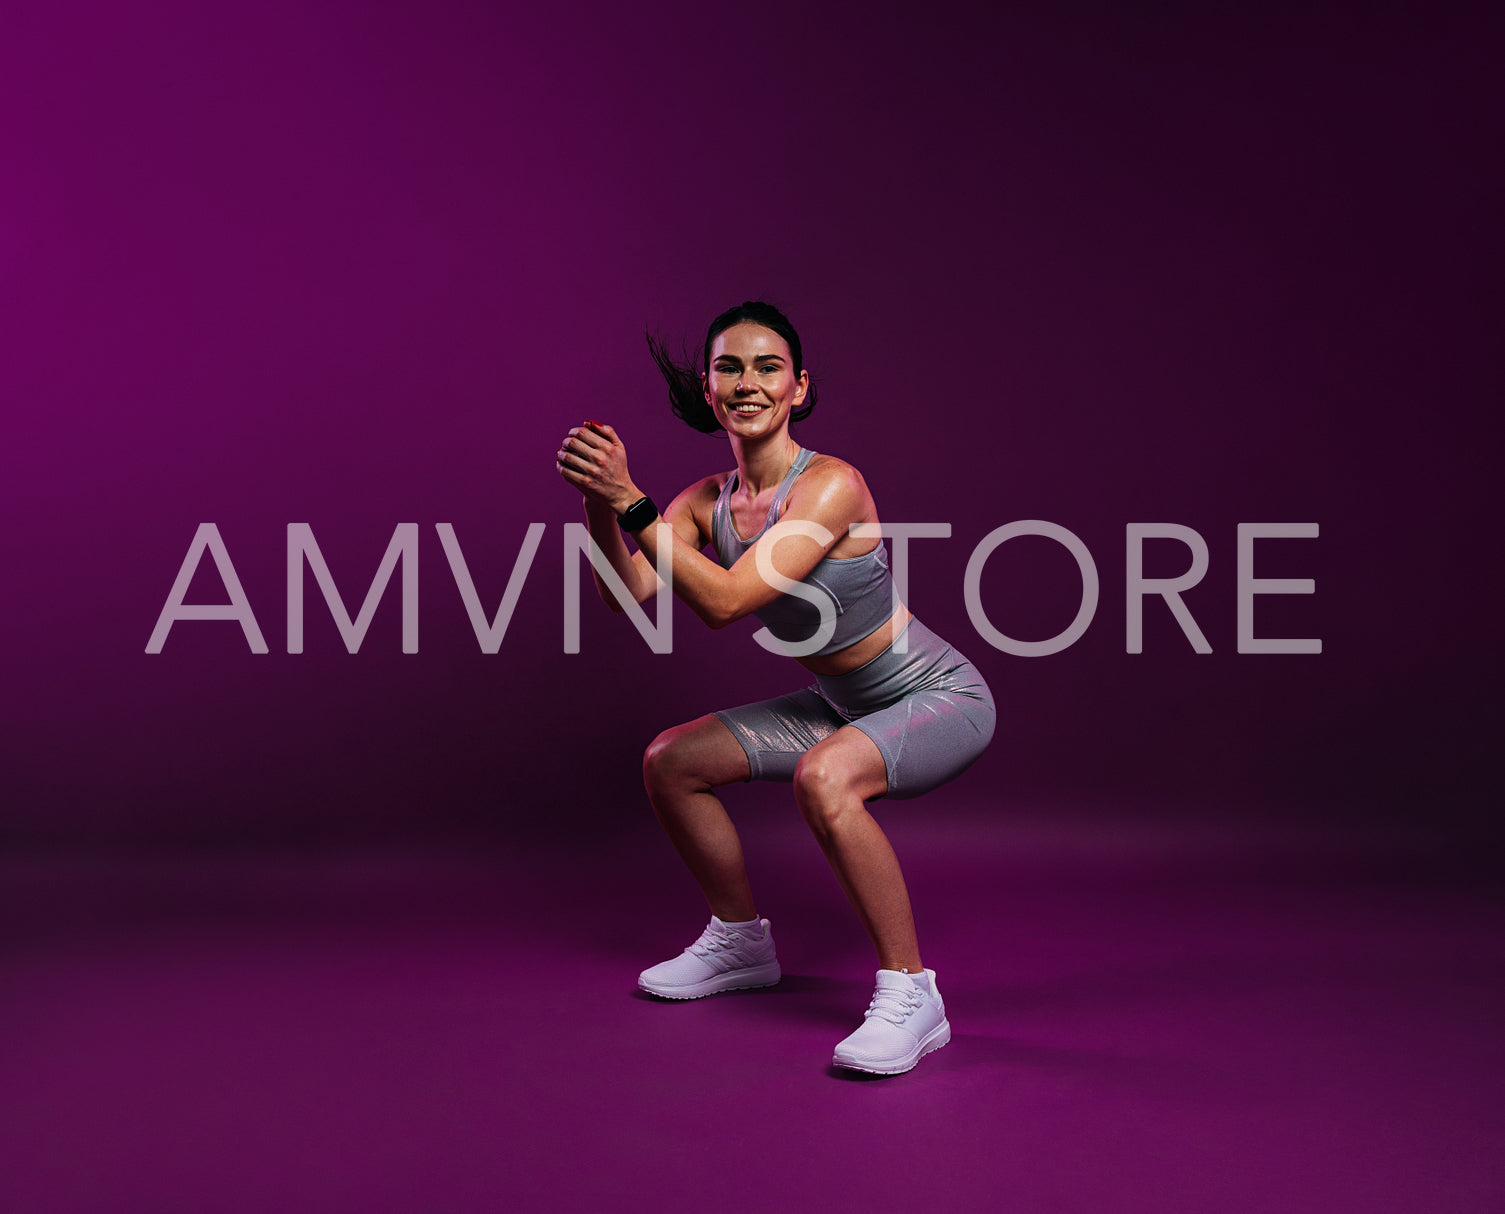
left=713, top=687, right=847, bottom=783
left=846, top=683, right=996, bottom=801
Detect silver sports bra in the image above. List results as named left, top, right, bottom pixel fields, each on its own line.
left=709, top=448, right=897, bottom=657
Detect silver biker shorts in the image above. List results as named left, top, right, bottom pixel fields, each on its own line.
left=712, top=617, right=995, bottom=800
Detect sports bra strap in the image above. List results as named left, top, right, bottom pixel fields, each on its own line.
left=713, top=447, right=818, bottom=548
left=763, top=447, right=816, bottom=531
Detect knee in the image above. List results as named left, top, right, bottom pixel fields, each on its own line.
left=642, top=729, right=683, bottom=794
left=792, top=752, right=850, bottom=831
left=644, top=725, right=713, bottom=796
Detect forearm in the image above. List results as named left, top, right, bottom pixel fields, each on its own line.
left=583, top=498, right=656, bottom=609
left=630, top=513, right=739, bottom=628
left=559, top=422, right=740, bottom=622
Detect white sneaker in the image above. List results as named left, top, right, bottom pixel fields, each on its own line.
left=638, top=916, right=781, bottom=999
left=831, top=968, right=951, bottom=1074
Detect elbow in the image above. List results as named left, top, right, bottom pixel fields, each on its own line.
left=601, top=582, right=657, bottom=614
left=703, top=599, right=746, bottom=630
left=693, top=598, right=731, bottom=630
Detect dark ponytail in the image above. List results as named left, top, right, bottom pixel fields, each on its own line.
left=646, top=300, right=818, bottom=435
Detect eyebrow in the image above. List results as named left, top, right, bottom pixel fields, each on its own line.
left=713, top=353, right=786, bottom=364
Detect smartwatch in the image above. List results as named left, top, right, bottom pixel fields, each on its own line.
left=617, top=495, right=659, bottom=532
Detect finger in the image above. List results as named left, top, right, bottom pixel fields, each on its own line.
left=592, top=421, right=620, bottom=443
left=560, top=447, right=602, bottom=476
left=573, top=425, right=611, bottom=450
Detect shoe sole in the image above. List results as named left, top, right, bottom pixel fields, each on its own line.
left=831, top=1018, right=951, bottom=1075
left=638, top=961, right=782, bottom=1000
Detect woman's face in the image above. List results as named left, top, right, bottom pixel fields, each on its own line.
left=702, top=322, right=809, bottom=435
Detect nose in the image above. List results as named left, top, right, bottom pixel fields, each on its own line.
left=735, top=375, right=756, bottom=395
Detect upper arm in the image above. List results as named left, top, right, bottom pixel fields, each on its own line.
left=629, top=476, right=718, bottom=591
left=720, top=461, right=870, bottom=622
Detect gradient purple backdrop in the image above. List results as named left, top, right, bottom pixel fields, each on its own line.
left=6, top=0, right=1498, bottom=846
left=3, top=2, right=1501, bottom=1210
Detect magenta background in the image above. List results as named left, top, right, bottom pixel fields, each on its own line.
left=3, top=3, right=1503, bottom=1211
left=6, top=1, right=1499, bottom=849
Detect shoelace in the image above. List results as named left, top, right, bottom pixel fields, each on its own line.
left=687, top=925, right=741, bottom=958
left=863, top=984, right=924, bottom=1025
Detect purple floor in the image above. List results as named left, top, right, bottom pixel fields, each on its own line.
left=3, top=802, right=1500, bottom=1213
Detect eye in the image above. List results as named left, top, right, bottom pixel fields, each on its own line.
left=759, top=365, right=778, bottom=374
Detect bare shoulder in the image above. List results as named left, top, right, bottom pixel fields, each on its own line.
left=784, top=452, right=876, bottom=520
left=665, top=472, right=726, bottom=547
left=801, top=452, right=873, bottom=498
left=691, top=470, right=732, bottom=513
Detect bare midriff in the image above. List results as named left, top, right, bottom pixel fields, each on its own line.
left=797, top=603, right=914, bottom=677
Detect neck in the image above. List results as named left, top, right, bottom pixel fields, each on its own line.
left=731, top=431, right=800, bottom=496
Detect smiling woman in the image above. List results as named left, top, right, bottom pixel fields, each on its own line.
left=647, top=300, right=819, bottom=435
left=554, top=300, right=996, bottom=1077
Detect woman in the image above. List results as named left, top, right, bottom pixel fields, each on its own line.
left=555, top=300, right=995, bottom=1075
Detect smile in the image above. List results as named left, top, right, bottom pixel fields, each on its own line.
left=732, top=404, right=767, bottom=414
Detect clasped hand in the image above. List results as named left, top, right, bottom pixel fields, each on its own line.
left=557, top=420, right=639, bottom=513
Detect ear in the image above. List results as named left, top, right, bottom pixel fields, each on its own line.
left=701, top=371, right=712, bottom=406
left=794, top=369, right=809, bottom=403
